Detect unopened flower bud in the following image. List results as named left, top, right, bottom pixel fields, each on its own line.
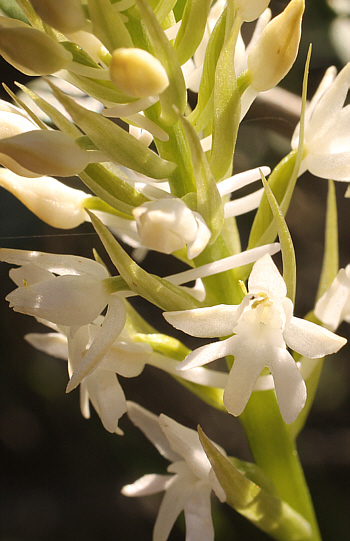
left=0, top=169, right=90, bottom=228
left=235, top=0, right=271, bottom=22
left=109, top=48, right=169, bottom=98
left=133, top=199, right=211, bottom=258
left=0, top=16, right=72, bottom=75
left=0, top=130, right=90, bottom=177
left=0, top=107, right=37, bottom=140
left=30, top=0, right=87, bottom=34
left=247, top=0, right=305, bottom=92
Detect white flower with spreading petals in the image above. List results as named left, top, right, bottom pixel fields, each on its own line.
left=315, top=265, right=350, bottom=331
left=26, top=324, right=151, bottom=433
left=292, top=62, right=350, bottom=181
left=164, top=254, right=347, bottom=424
left=122, top=402, right=225, bottom=541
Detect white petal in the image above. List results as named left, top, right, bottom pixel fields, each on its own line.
left=183, top=484, right=214, bottom=541
left=304, top=151, right=350, bottom=181
left=180, top=278, right=206, bottom=302
left=87, top=370, right=127, bottom=433
left=126, top=401, right=180, bottom=463
left=240, top=86, right=259, bottom=119
left=292, top=66, right=337, bottom=148
left=315, top=267, right=350, bottom=330
left=269, top=348, right=307, bottom=424
left=224, top=188, right=264, bottom=218
left=102, top=341, right=150, bottom=377
left=223, top=339, right=265, bottom=417
left=177, top=338, right=234, bottom=371
left=125, top=113, right=169, bottom=142
left=159, top=415, right=210, bottom=479
left=248, top=254, right=286, bottom=299
left=306, top=63, right=350, bottom=140
left=217, top=167, right=270, bottom=197
left=0, top=248, right=109, bottom=279
left=66, top=295, right=126, bottom=391
left=9, top=263, right=55, bottom=286
left=284, top=316, right=347, bottom=358
left=102, top=95, right=159, bottom=118
left=153, top=473, right=195, bottom=541
left=147, top=353, right=228, bottom=388
left=313, top=105, right=350, bottom=153
left=166, top=243, right=280, bottom=286
left=80, top=379, right=90, bottom=419
left=122, top=474, right=171, bottom=497
left=186, top=213, right=212, bottom=259
left=25, top=332, right=68, bottom=359
left=208, top=468, right=226, bottom=502
left=164, top=305, right=240, bottom=338
left=6, top=275, right=110, bottom=326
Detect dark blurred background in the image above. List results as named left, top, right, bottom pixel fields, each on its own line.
left=0, top=0, right=349, bottom=539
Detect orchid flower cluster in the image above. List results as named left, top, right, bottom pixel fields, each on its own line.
left=0, top=0, right=349, bottom=539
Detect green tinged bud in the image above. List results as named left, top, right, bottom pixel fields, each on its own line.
left=247, top=0, right=305, bottom=92
left=30, top=0, right=87, bottom=34
left=0, top=17, right=73, bottom=75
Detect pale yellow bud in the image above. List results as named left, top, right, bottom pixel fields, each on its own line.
left=0, top=169, right=90, bottom=228
left=109, top=48, right=169, bottom=98
left=0, top=17, right=72, bottom=75
left=0, top=130, right=90, bottom=177
left=30, top=0, right=87, bottom=35
left=247, top=0, right=305, bottom=92
left=235, top=0, right=270, bottom=22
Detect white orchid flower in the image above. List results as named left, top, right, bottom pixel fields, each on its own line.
left=122, top=402, right=225, bottom=541
left=1, top=249, right=132, bottom=389
left=25, top=324, right=151, bottom=433
left=164, top=254, right=347, bottom=424
left=315, top=265, right=350, bottom=331
left=292, top=62, right=350, bottom=181
left=1, top=249, right=112, bottom=326
left=132, top=198, right=212, bottom=259
left=130, top=167, right=269, bottom=259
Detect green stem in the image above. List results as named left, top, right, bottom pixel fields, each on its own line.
left=240, top=391, right=322, bottom=541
